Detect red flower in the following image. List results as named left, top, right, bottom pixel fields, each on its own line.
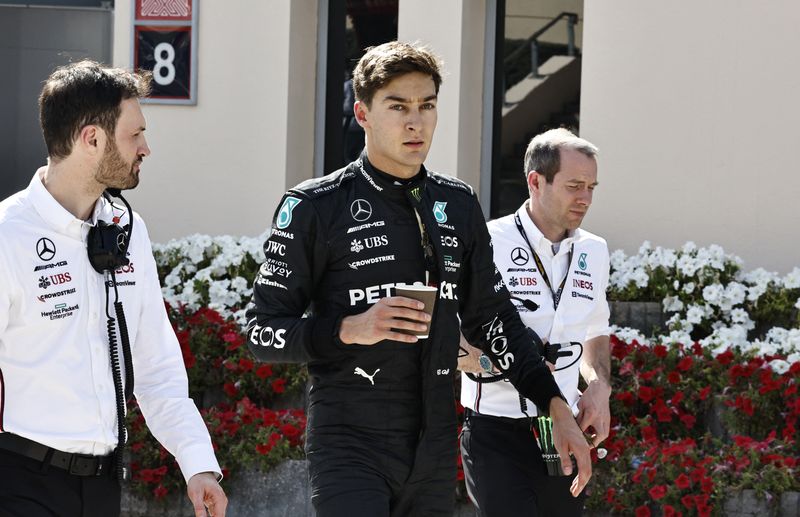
left=653, top=344, right=668, bottom=358
left=667, top=371, right=681, bottom=384
left=677, top=356, right=693, bottom=372
left=700, top=477, right=714, bottom=494
left=153, top=485, right=168, bottom=499
left=223, top=331, right=245, bottom=351
left=648, top=485, right=667, bottom=500
left=280, top=423, right=301, bottom=440
left=635, top=505, right=652, bottom=517
left=717, top=349, right=734, bottom=365
left=256, top=364, right=273, bottom=379
left=604, top=488, right=616, bottom=503
left=698, top=386, right=711, bottom=400
left=223, top=382, right=239, bottom=398
left=680, top=413, right=696, bottom=430
left=256, top=443, right=272, bottom=455
left=681, top=494, right=695, bottom=509
left=638, top=386, right=655, bottom=403
left=615, top=392, right=635, bottom=406
left=662, top=505, right=680, bottom=517
left=239, top=358, right=254, bottom=372
left=675, top=473, right=691, bottom=489
left=271, top=378, right=287, bottom=394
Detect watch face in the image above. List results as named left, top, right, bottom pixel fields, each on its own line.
left=479, top=354, right=493, bottom=373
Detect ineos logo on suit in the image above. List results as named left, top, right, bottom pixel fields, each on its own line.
left=440, top=235, right=459, bottom=248
left=36, top=238, right=56, bottom=261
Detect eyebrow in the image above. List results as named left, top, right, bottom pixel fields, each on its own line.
left=382, top=94, right=438, bottom=103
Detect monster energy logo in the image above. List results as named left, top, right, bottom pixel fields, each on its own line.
left=410, top=187, right=422, bottom=202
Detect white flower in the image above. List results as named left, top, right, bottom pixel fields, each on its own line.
left=702, top=284, right=724, bottom=306
left=699, top=325, right=749, bottom=354
left=769, top=359, right=790, bottom=375
left=676, top=254, right=701, bottom=278
left=663, top=296, right=684, bottom=312
left=729, top=308, right=755, bottom=330
left=795, top=297, right=800, bottom=311
left=685, top=304, right=707, bottom=325
left=783, top=267, right=800, bottom=289
left=683, top=282, right=696, bottom=294
left=611, top=326, right=649, bottom=346
left=681, top=241, right=697, bottom=254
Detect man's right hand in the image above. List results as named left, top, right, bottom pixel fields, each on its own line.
left=339, top=296, right=430, bottom=345
left=549, top=397, right=592, bottom=497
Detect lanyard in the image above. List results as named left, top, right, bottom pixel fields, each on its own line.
left=514, top=213, right=573, bottom=311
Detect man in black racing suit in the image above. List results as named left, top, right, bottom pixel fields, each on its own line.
left=245, top=42, right=591, bottom=516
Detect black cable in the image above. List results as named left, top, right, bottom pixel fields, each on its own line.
left=105, top=272, right=128, bottom=481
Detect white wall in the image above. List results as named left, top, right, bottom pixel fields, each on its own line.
left=581, top=1, right=800, bottom=273
left=112, top=0, right=318, bottom=242
left=398, top=0, right=487, bottom=191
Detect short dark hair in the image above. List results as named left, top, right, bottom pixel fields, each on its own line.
left=38, top=60, right=152, bottom=160
left=524, top=128, right=598, bottom=183
left=352, top=41, right=443, bottom=107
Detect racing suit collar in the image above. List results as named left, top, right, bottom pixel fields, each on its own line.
left=357, top=151, right=427, bottom=200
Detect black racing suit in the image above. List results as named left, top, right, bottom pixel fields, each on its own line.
left=245, top=155, right=561, bottom=516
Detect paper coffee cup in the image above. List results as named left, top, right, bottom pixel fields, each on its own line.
left=393, top=284, right=437, bottom=338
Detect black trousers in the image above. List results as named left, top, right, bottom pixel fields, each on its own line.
left=0, top=448, right=120, bottom=517
left=460, top=410, right=585, bottom=517
left=307, top=424, right=456, bottom=517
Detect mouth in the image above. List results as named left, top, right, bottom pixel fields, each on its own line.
left=403, top=141, right=425, bottom=150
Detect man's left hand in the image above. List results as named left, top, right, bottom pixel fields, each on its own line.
left=187, top=472, right=227, bottom=517
left=576, top=380, right=611, bottom=447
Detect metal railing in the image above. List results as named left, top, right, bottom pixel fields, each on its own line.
left=504, top=11, right=579, bottom=88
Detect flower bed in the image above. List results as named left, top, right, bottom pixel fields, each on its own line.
left=129, top=235, right=799, bottom=514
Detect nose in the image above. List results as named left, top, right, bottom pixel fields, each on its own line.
left=405, top=110, right=421, bottom=132
left=577, top=188, right=592, bottom=206
left=140, top=136, right=151, bottom=158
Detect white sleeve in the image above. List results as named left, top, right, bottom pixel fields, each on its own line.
left=585, top=245, right=611, bottom=340
left=130, top=218, right=221, bottom=482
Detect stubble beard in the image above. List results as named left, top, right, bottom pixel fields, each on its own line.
left=95, top=137, right=140, bottom=190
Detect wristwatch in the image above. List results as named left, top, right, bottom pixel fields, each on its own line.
left=478, top=354, right=493, bottom=374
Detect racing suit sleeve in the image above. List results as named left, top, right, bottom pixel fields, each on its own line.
left=245, top=193, right=343, bottom=363
left=458, top=195, right=563, bottom=412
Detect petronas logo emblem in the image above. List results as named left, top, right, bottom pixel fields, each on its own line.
left=433, top=201, right=448, bottom=223
left=578, top=253, right=588, bottom=271
left=276, top=196, right=301, bottom=229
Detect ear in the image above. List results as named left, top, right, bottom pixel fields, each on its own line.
left=78, top=125, right=104, bottom=156
left=527, top=170, right=542, bottom=196
left=354, top=100, right=370, bottom=129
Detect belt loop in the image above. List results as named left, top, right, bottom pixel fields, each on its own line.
left=40, top=448, right=54, bottom=474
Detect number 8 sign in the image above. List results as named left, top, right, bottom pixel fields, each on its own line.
left=132, top=0, right=198, bottom=104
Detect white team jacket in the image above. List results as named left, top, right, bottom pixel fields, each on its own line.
left=0, top=171, right=220, bottom=482
left=461, top=202, right=610, bottom=418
